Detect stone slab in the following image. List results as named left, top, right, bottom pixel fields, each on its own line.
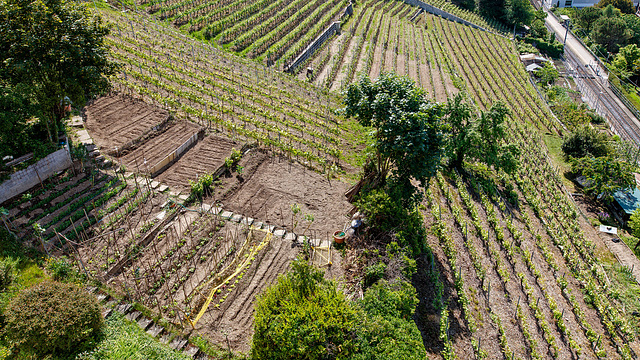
left=156, top=211, right=167, bottom=220
left=231, top=214, right=243, bottom=223
left=158, top=184, right=169, bottom=192
left=183, top=346, right=200, bottom=358
left=146, top=324, right=164, bottom=337
left=160, top=334, right=172, bottom=344
left=210, top=206, right=222, bottom=215
left=170, top=337, right=188, bottom=351
left=96, top=293, right=108, bottom=303
left=252, top=221, right=263, bottom=229
left=125, top=311, right=142, bottom=322
left=221, top=211, right=233, bottom=220
left=266, top=225, right=275, bottom=233
left=242, top=217, right=254, bottom=226
left=101, top=308, right=113, bottom=319
left=201, top=204, right=211, bottom=212
left=273, top=229, right=286, bottom=238
left=68, top=115, right=84, bottom=127
left=115, top=303, right=132, bottom=314
left=151, top=181, right=160, bottom=189
left=178, top=194, right=189, bottom=201
left=137, top=317, right=153, bottom=330
left=284, top=232, right=297, bottom=241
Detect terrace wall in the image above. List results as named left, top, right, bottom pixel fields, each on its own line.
left=0, top=146, right=73, bottom=205
left=400, top=0, right=491, bottom=33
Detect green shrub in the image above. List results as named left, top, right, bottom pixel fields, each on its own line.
left=364, top=262, right=387, bottom=287
left=354, top=280, right=425, bottom=360
left=189, top=173, right=214, bottom=202
left=0, top=257, right=18, bottom=292
left=356, top=189, right=427, bottom=256
left=3, top=281, right=102, bottom=357
left=252, top=260, right=360, bottom=360
left=45, top=256, right=77, bottom=281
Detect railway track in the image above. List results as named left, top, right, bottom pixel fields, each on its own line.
left=564, top=49, right=640, bottom=146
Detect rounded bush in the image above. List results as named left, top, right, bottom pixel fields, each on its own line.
left=3, top=281, right=102, bottom=356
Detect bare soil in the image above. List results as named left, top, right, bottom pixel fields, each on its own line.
left=214, top=149, right=352, bottom=238
left=117, top=121, right=202, bottom=173
left=84, top=94, right=169, bottom=152
left=156, top=135, right=239, bottom=191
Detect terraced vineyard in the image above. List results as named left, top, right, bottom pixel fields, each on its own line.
left=141, top=0, right=351, bottom=66
left=103, top=7, right=352, bottom=171
left=0, top=0, right=623, bottom=356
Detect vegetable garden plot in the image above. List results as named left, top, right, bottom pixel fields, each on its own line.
left=116, top=121, right=202, bottom=175
left=83, top=93, right=170, bottom=154
left=88, top=200, right=300, bottom=352
left=155, top=135, right=239, bottom=191
left=213, top=149, right=352, bottom=238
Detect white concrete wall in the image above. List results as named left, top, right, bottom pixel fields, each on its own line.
left=0, top=146, right=73, bottom=205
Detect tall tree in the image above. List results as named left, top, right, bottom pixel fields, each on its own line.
left=0, top=0, right=117, bottom=144
left=478, top=0, right=506, bottom=22
left=592, top=14, right=630, bottom=53
left=505, top=0, right=534, bottom=27
left=572, top=155, right=635, bottom=201
left=596, top=0, right=635, bottom=14
left=574, top=7, right=603, bottom=33
left=443, top=94, right=520, bottom=174
left=343, top=73, right=446, bottom=206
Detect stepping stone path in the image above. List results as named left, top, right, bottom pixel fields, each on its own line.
left=138, top=317, right=153, bottom=330
left=88, top=289, right=215, bottom=359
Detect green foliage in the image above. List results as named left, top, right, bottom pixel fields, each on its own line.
left=628, top=207, right=640, bottom=238
left=574, top=7, right=603, bottom=33
left=505, top=0, right=534, bottom=27
left=592, top=13, right=630, bottom=53
left=224, top=148, right=243, bottom=171
left=353, top=280, right=425, bottom=360
left=612, top=44, right=640, bottom=80
left=572, top=155, right=635, bottom=201
left=596, top=0, right=635, bottom=13
left=0, top=257, right=18, bottom=292
left=3, top=281, right=102, bottom=357
left=252, top=259, right=359, bottom=360
left=343, top=73, right=445, bottom=207
left=355, top=188, right=427, bottom=255
left=189, top=173, right=214, bottom=202
left=444, top=94, right=520, bottom=174
left=535, top=62, right=560, bottom=88
left=477, top=0, right=506, bottom=21
left=0, top=0, right=118, bottom=145
left=364, top=262, right=387, bottom=287
left=76, top=312, right=191, bottom=360
left=531, top=19, right=548, bottom=39
left=45, top=256, right=80, bottom=282
left=562, top=125, right=613, bottom=159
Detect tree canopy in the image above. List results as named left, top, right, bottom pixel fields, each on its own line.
left=343, top=73, right=446, bottom=206
left=572, top=155, right=635, bottom=201
left=562, top=125, right=613, bottom=159
left=596, top=0, right=635, bottom=14
left=443, top=94, right=520, bottom=174
left=0, top=0, right=117, bottom=148
left=252, top=260, right=426, bottom=360
left=590, top=6, right=631, bottom=53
